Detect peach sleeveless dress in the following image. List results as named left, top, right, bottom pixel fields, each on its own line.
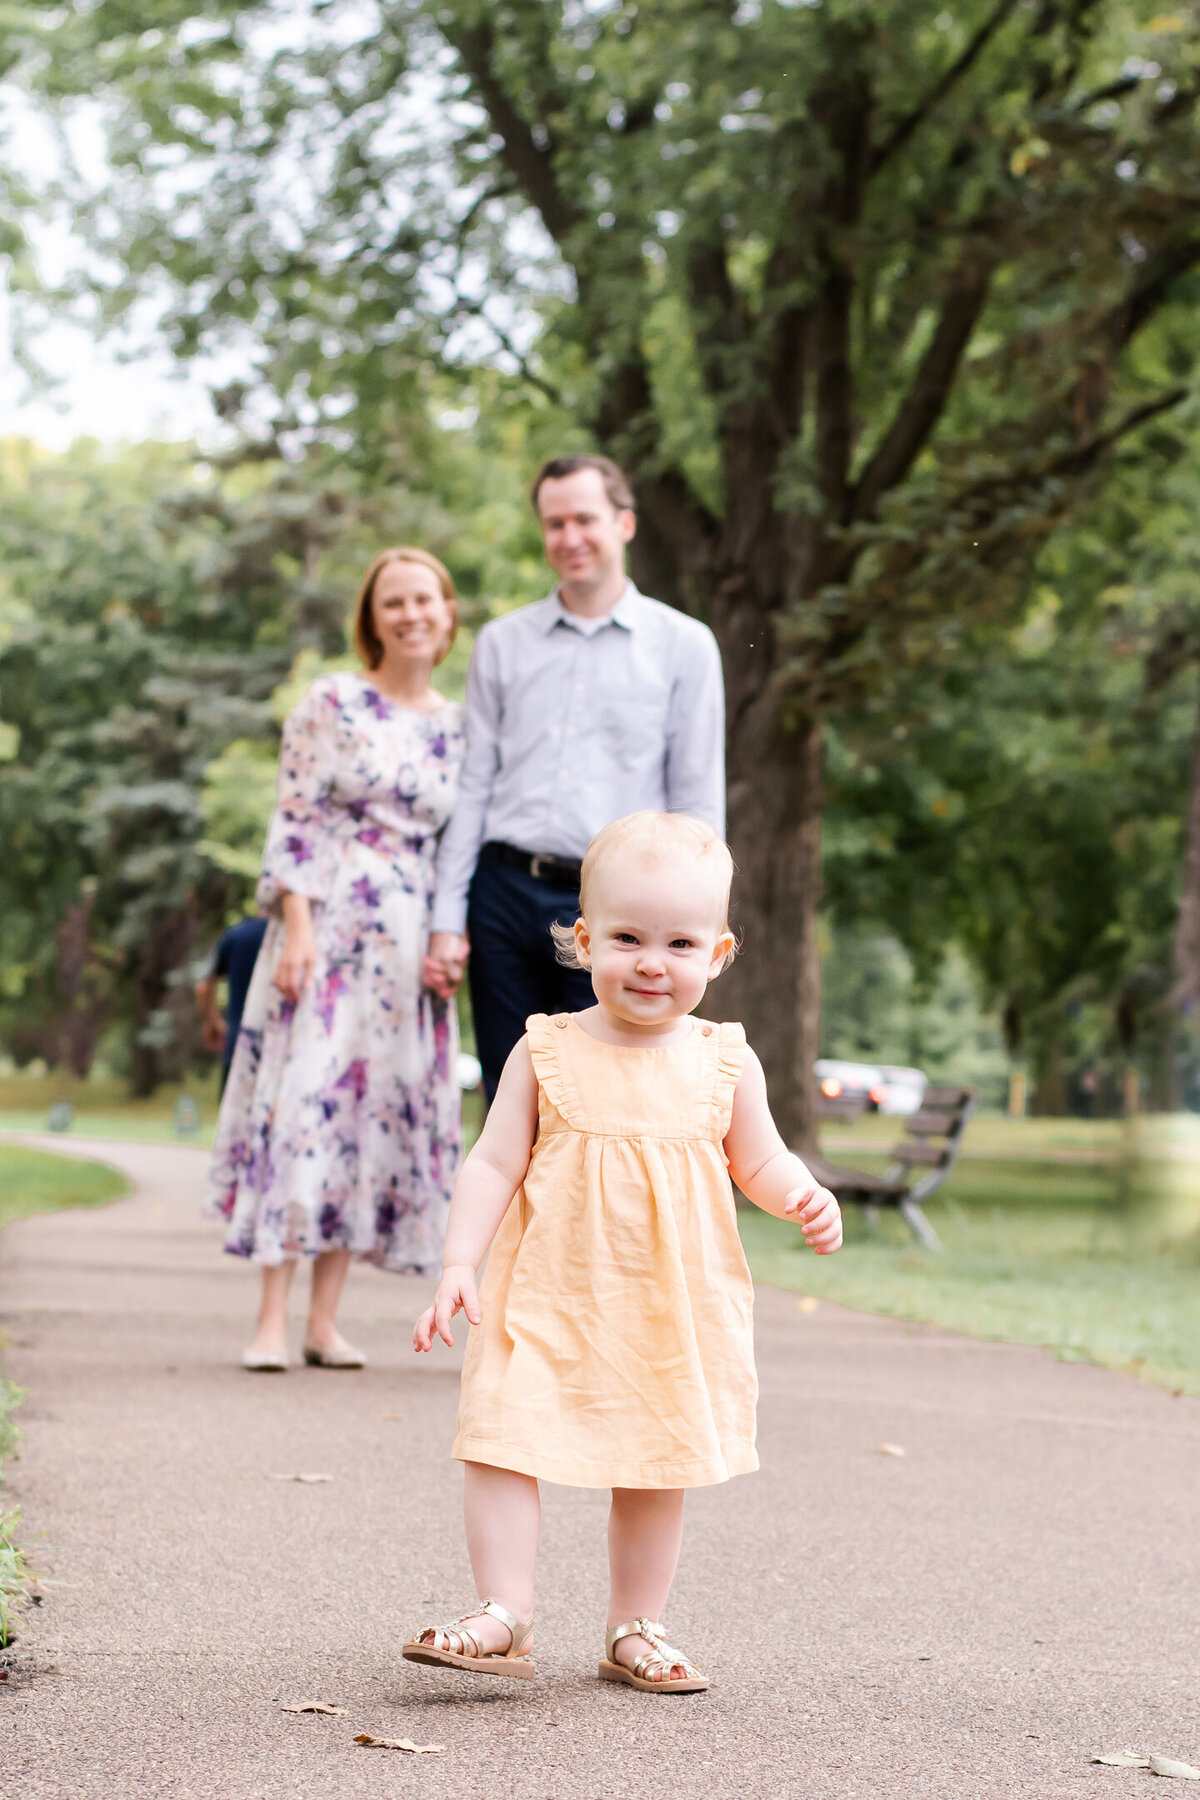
left=452, top=1012, right=759, bottom=1489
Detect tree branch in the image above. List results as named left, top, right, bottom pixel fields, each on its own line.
left=445, top=18, right=581, bottom=245
left=1104, top=232, right=1200, bottom=352
left=852, top=252, right=993, bottom=518
left=870, top=0, right=1021, bottom=174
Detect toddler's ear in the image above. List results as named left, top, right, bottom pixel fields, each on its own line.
left=574, top=917, right=592, bottom=967
left=708, top=931, right=736, bottom=979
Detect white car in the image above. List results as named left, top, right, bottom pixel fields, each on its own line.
left=814, top=1059, right=927, bottom=1116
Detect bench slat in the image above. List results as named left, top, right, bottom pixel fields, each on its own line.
left=920, top=1085, right=973, bottom=1108
left=903, top=1109, right=962, bottom=1136
left=890, top=1142, right=949, bottom=1167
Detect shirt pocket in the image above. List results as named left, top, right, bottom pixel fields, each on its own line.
left=597, top=693, right=669, bottom=770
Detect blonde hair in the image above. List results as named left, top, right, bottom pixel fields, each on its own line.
left=353, top=547, right=459, bottom=670
left=550, top=811, right=736, bottom=968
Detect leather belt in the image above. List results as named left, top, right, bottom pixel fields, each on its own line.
left=481, top=841, right=583, bottom=888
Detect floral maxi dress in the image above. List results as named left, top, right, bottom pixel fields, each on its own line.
left=207, top=672, right=465, bottom=1274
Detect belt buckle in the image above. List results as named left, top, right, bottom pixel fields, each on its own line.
left=529, top=854, right=548, bottom=881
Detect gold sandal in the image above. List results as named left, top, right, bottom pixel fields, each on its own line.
left=402, top=1597, right=535, bottom=1680
left=598, top=1618, right=709, bottom=1693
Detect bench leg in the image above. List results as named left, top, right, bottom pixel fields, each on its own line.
left=899, top=1198, right=943, bottom=1253
left=861, top=1202, right=881, bottom=1231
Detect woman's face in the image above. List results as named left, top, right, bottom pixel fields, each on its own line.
left=371, top=559, right=453, bottom=669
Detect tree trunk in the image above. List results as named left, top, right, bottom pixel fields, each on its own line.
left=712, top=708, right=824, bottom=1151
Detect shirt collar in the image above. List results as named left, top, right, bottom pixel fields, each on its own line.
left=538, top=579, right=640, bottom=636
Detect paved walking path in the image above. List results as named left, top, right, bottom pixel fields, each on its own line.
left=1, top=1135, right=1198, bottom=1799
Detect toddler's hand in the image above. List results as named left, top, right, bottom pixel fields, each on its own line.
left=412, top=1264, right=481, bottom=1352
left=785, top=1183, right=843, bottom=1254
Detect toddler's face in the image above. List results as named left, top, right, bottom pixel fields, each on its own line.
left=574, top=853, right=734, bottom=1029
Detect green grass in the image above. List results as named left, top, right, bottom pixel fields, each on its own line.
left=741, top=1151, right=1200, bottom=1398
left=0, top=1070, right=222, bottom=1147
left=0, top=1145, right=129, bottom=1232
left=0, top=1376, right=29, bottom=1649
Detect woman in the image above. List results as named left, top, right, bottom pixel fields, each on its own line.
left=207, top=547, right=466, bottom=1371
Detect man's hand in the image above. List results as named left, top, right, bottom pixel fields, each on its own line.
left=201, top=1014, right=226, bottom=1055
left=413, top=1264, right=481, bottom=1351
left=424, top=930, right=469, bottom=1000
left=784, top=1183, right=843, bottom=1254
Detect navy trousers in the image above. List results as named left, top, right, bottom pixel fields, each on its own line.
left=466, top=854, right=594, bottom=1099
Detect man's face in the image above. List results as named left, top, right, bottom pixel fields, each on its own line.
left=536, top=468, right=636, bottom=590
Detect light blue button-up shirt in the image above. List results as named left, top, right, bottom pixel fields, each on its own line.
left=431, top=582, right=726, bottom=934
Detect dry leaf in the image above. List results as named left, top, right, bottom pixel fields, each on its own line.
left=381, top=1412, right=402, bottom=1420
left=1093, top=1753, right=1150, bottom=1768
left=876, top=1442, right=906, bottom=1458
left=796, top=1296, right=819, bottom=1313
left=268, top=1473, right=334, bottom=1483
left=354, top=1733, right=443, bottom=1753
left=281, top=1701, right=348, bottom=1715
left=1149, top=1756, right=1200, bottom=1780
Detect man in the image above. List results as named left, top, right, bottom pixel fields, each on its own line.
left=426, top=453, right=725, bottom=1098
left=195, top=913, right=268, bottom=1094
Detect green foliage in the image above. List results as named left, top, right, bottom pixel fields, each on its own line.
left=24, top=0, right=1200, bottom=1135
left=820, top=929, right=1009, bottom=1104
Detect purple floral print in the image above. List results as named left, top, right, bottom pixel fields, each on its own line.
left=205, top=672, right=466, bottom=1275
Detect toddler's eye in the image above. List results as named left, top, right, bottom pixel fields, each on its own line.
left=669, top=939, right=695, bottom=950
left=614, top=932, right=639, bottom=945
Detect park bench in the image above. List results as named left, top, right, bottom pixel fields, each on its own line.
left=807, top=1085, right=978, bottom=1252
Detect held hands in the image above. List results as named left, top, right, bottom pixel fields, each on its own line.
left=412, top=1263, right=481, bottom=1352
left=785, top=1182, right=843, bottom=1254
left=423, top=930, right=469, bottom=1000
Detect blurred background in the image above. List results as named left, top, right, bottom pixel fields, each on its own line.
left=2, top=2, right=1199, bottom=1391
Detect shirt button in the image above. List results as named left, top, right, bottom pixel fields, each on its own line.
left=555, top=1016, right=568, bottom=1029
left=702, top=1025, right=713, bottom=1037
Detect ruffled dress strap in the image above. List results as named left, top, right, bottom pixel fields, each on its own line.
left=525, top=1012, right=577, bottom=1127
left=711, top=1020, right=748, bottom=1139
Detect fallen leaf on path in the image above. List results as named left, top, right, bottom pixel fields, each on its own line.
left=1149, top=1756, right=1200, bottom=1779
left=381, top=1412, right=402, bottom=1420
left=281, top=1701, right=348, bottom=1715
left=267, top=1473, right=334, bottom=1483
left=354, top=1734, right=443, bottom=1753
left=876, top=1442, right=906, bottom=1457
left=1093, top=1753, right=1150, bottom=1767
left=796, top=1296, right=819, bottom=1313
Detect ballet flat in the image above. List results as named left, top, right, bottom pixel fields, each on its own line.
left=242, top=1349, right=289, bottom=1373
left=302, top=1342, right=366, bottom=1369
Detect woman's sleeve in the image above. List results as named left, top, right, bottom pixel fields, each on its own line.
left=255, top=680, right=342, bottom=914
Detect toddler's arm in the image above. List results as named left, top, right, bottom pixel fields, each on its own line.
left=413, top=1037, right=540, bottom=1351
left=724, top=1047, right=842, bottom=1254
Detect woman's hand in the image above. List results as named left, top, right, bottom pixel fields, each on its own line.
left=413, top=1264, right=481, bottom=1351
left=274, top=894, right=317, bottom=1003
left=423, top=930, right=469, bottom=1000
left=785, top=1183, right=843, bottom=1254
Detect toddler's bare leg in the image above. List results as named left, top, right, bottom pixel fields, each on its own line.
left=305, top=1248, right=357, bottom=1353
left=607, top=1487, right=687, bottom=1675
left=460, top=1461, right=540, bottom=1653
left=246, top=1260, right=295, bottom=1358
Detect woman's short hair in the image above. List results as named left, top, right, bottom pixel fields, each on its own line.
left=353, top=547, right=459, bottom=670
left=550, top=811, right=736, bottom=968
left=531, top=454, right=635, bottom=515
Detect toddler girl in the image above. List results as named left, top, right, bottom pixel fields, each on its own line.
left=404, top=811, right=841, bottom=1692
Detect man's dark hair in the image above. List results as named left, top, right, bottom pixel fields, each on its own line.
left=531, top=454, right=635, bottom=515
